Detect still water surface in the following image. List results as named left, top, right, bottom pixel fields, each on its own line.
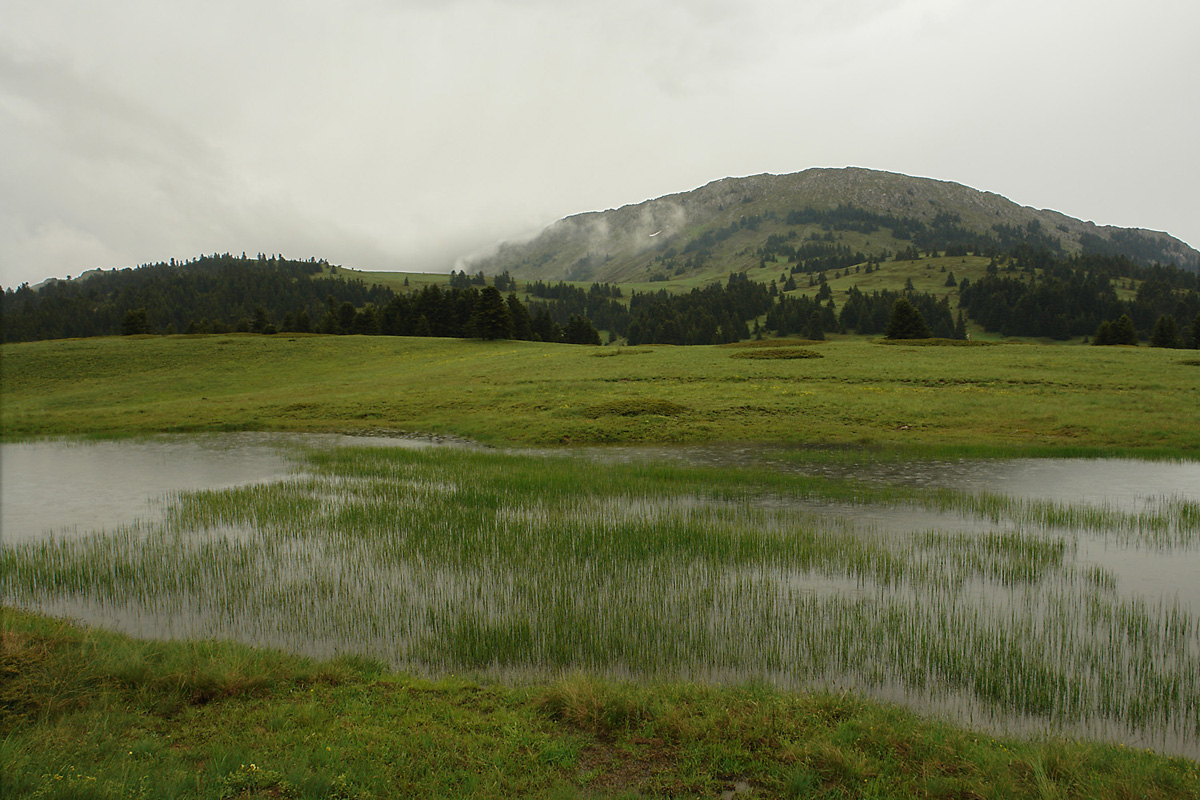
left=4, top=435, right=1199, bottom=607
left=3, top=434, right=1199, bottom=755
left=1, top=433, right=446, bottom=544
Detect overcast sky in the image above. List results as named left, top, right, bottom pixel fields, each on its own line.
left=2, top=0, right=1197, bottom=288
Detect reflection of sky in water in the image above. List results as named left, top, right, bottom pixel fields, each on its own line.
left=5, top=435, right=1199, bottom=608
left=848, top=457, right=1200, bottom=511
left=577, top=444, right=1200, bottom=612
left=0, top=433, right=444, bottom=544
left=5, top=435, right=1199, bottom=758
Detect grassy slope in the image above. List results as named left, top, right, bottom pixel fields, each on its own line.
left=3, top=334, right=1198, bottom=455
left=3, top=609, right=1197, bottom=800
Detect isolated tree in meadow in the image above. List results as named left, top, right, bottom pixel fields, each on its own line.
left=1150, top=314, right=1180, bottom=348
left=467, top=286, right=513, bottom=340
left=884, top=297, right=932, bottom=339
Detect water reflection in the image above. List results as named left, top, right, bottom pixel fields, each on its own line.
left=0, top=433, right=455, bottom=544
left=3, top=434, right=1199, bottom=758
left=571, top=443, right=1200, bottom=512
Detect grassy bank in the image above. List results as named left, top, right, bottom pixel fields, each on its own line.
left=4, top=334, right=1199, bottom=455
left=3, top=609, right=1197, bottom=800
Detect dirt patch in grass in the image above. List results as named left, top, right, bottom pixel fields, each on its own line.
left=575, top=738, right=695, bottom=796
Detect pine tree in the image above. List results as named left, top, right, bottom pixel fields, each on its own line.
left=1110, top=314, right=1138, bottom=345
left=120, top=308, right=150, bottom=335
left=1150, top=314, right=1180, bottom=348
left=954, top=310, right=967, bottom=340
left=467, top=286, right=513, bottom=340
left=884, top=297, right=932, bottom=339
left=564, top=314, right=601, bottom=345
left=806, top=310, right=825, bottom=341
left=506, top=293, right=533, bottom=340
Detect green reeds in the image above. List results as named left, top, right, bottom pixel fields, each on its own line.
left=3, top=445, right=1198, bottom=756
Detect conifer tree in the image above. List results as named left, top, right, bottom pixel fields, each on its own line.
left=564, top=314, right=601, bottom=345
left=884, top=297, right=932, bottom=339
left=506, top=293, right=533, bottom=340
left=120, top=308, right=150, bottom=335
left=467, top=286, right=513, bottom=340
left=1150, top=314, right=1180, bottom=348
left=806, top=310, right=825, bottom=341
left=1110, top=314, right=1138, bottom=345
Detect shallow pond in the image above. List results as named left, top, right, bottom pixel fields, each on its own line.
left=1, top=433, right=454, bottom=544
left=3, top=434, right=1199, bottom=757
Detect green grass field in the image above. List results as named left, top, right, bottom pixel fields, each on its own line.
left=3, top=334, right=1198, bottom=455
left=4, top=333, right=1200, bottom=798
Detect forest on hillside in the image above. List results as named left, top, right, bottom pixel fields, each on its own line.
left=3, top=248, right=1199, bottom=347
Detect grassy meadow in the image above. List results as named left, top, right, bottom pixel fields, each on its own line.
left=4, top=332, right=1200, bottom=798
left=3, top=334, right=1199, bottom=455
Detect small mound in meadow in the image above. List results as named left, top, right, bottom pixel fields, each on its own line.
left=722, top=339, right=825, bottom=348
left=583, top=399, right=689, bottom=417
left=876, top=338, right=997, bottom=346
left=729, top=348, right=823, bottom=360
left=590, top=348, right=653, bottom=358
left=1180, top=359, right=1200, bottom=367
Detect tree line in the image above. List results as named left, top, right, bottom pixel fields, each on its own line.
left=959, top=250, right=1200, bottom=342
left=1, top=254, right=390, bottom=342
left=6, top=246, right=1199, bottom=349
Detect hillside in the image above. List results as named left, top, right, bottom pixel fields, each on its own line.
left=466, top=168, right=1200, bottom=283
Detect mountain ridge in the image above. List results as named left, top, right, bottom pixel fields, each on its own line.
left=467, top=167, right=1200, bottom=282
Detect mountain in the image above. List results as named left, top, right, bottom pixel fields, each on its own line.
left=466, top=168, right=1200, bottom=282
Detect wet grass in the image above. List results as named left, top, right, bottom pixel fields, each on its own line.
left=4, top=445, right=1198, bottom=764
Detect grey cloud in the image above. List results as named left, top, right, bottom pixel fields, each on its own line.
left=1, top=0, right=1197, bottom=288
